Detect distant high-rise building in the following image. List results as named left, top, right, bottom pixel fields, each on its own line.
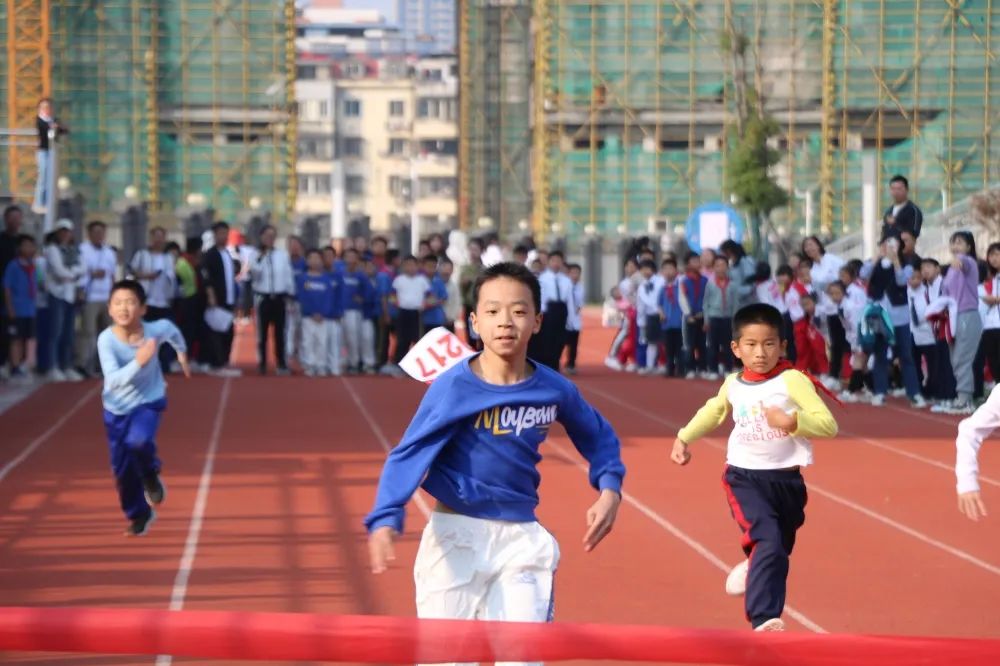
left=397, top=0, right=455, bottom=55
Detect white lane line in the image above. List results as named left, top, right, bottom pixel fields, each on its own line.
left=0, top=385, right=99, bottom=483
left=545, top=438, right=828, bottom=633
left=342, top=378, right=431, bottom=519
left=579, top=381, right=1000, bottom=579
left=155, top=378, right=232, bottom=666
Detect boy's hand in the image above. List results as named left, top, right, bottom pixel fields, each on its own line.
left=368, top=526, right=397, bottom=573
left=177, top=352, right=191, bottom=378
left=764, top=405, right=797, bottom=432
left=583, top=489, right=620, bottom=552
left=135, top=338, right=157, bottom=367
left=958, top=491, right=988, bottom=522
left=671, top=438, right=691, bottom=465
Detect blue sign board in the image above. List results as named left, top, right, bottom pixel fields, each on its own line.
left=685, top=203, right=745, bottom=254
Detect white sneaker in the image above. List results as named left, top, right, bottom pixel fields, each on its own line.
left=754, top=618, right=786, bottom=632
left=911, top=395, right=928, bottom=409
left=604, top=357, right=623, bottom=371
left=946, top=400, right=975, bottom=416
left=931, top=400, right=954, bottom=414
left=211, top=367, right=242, bottom=378
left=871, top=394, right=885, bottom=407
left=685, top=371, right=696, bottom=379
left=703, top=372, right=720, bottom=381
left=63, top=368, right=84, bottom=382
left=304, top=368, right=316, bottom=377
left=838, top=390, right=858, bottom=403
left=47, top=368, right=67, bottom=382
left=890, top=388, right=907, bottom=399
left=725, top=559, right=749, bottom=596
left=624, top=363, right=638, bottom=373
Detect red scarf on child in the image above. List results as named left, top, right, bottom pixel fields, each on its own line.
left=741, top=359, right=843, bottom=406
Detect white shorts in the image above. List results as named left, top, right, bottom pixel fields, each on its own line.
left=414, top=511, right=560, bottom=666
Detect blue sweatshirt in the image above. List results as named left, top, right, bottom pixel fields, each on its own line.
left=3, top=258, right=37, bottom=318
left=658, top=277, right=683, bottom=330
left=341, top=269, right=368, bottom=312
left=376, top=271, right=396, bottom=319
left=680, top=272, right=708, bottom=316
left=297, top=271, right=341, bottom=319
left=363, top=274, right=381, bottom=320
left=423, top=274, right=448, bottom=328
left=97, top=319, right=186, bottom=415
left=364, top=358, right=626, bottom=533
left=291, top=256, right=307, bottom=281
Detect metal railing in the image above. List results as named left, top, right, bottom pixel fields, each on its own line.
left=0, top=127, right=59, bottom=233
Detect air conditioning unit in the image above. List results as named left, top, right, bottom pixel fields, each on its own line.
left=647, top=216, right=671, bottom=234
left=704, top=135, right=722, bottom=152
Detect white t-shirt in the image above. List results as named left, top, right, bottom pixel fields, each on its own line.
left=129, top=249, right=175, bottom=309
left=393, top=274, right=430, bottom=310
left=79, top=241, right=118, bottom=303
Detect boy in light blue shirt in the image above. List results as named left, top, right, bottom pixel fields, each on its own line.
left=97, top=279, right=189, bottom=536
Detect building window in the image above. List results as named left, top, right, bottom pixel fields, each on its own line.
left=418, top=177, right=457, bottom=198
left=343, top=137, right=363, bottom=157
left=297, top=65, right=316, bottom=80
left=389, top=100, right=405, bottom=117
left=319, top=101, right=330, bottom=118
left=297, top=175, right=310, bottom=193
left=344, top=100, right=361, bottom=117
left=346, top=175, right=365, bottom=195
left=419, top=139, right=457, bottom=156
left=417, top=98, right=457, bottom=121
left=315, top=175, right=331, bottom=194
left=389, top=138, right=407, bottom=155
left=388, top=175, right=406, bottom=198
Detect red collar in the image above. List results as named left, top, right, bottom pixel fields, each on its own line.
left=741, top=360, right=842, bottom=406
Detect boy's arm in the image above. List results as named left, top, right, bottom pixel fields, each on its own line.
left=365, top=381, right=460, bottom=534
left=956, top=386, right=1000, bottom=494
left=783, top=371, right=838, bottom=438
left=4, top=285, right=15, bottom=320
left=677, top=376, right=732, bottom=444
left=559, top=385, right=626, bottom=494
left=148, top=318, right=188, bottom=355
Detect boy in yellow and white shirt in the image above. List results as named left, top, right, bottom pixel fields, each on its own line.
left=671, top=303, right=839, bottom=632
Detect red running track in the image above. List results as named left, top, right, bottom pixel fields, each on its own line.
left=0, top=314, right=998, bottom=665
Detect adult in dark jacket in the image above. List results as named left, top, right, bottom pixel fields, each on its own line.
left=199, top=221, right=241, bottom=375
left=34, top=98, right=68, bottom=213
left=0, top=206, right=24, bottom=369
left=881, top=174, right=923, bottom=241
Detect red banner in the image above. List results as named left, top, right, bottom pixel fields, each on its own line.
left=1, top=607, right=998, bottom=664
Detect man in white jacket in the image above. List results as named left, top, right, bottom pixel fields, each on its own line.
left=76, top=221, right=118, bottom=375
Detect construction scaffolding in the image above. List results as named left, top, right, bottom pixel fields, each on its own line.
left=0, top=0, right=298, bottom=221
left=503, top=0, right=1000, bottom=240
left=458, top=0, right=533, bottom=237
left=2, top=0, right=51, bottom=201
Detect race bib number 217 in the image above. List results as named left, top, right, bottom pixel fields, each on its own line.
left=399, top=327, right=476, bottom=383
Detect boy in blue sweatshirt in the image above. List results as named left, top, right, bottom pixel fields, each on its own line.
left=296, top=249, right=341, bottom=376
left=657, top=257, right=685, bottom=378
left=97, top=280, right=189, bottom=536
left=421, top=255, right=448, bottom=331
left=341, top=248, right=374, bottom=374
left=679, top=252, right=709, bottom=378
left=366, top=262, right=625, bottom=640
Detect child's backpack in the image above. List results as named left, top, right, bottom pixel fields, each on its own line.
left=858, top=303, right=894, bottom=354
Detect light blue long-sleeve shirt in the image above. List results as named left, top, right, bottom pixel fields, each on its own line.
left=97, top=319, right=186, bottom=415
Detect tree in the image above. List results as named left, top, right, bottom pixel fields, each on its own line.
left=725, top=111, right=788, bottom=257
left=720, top=2, right=788, bottom=258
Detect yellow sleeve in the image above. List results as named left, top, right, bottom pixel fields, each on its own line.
left=678, top=374, right=734, bottom=444
left=783, top=370, right=839, bottom=439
